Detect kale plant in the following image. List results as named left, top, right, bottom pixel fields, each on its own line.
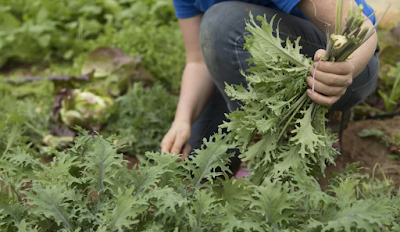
left=1, top=4, right=399, bottom=232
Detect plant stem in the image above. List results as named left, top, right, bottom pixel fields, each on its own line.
left=277, top=92, right=307, bottom=128
left=311, top=102, right=319, bottom=120
left=24, top=121, right=47, bottom=138
left=237, top=203, right=251, bottom=219
left=10, top=184, right=22, bottom=202
left=339, top=0, right=345, bottom=34
left=277, top=92, right=308, bottom=141
left=335, top=0, right=340, bottom=34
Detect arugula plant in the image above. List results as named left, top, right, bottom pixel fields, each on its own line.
left=1, top=3, right=399, bottom=232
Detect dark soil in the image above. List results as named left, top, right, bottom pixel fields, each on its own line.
left=320, top=116, right=400, bottom=187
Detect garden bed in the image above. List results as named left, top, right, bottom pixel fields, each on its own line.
left=321, top=116, right=400, bottom=187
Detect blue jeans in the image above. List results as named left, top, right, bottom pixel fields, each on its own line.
left=188, top=2, right=379, bottom=163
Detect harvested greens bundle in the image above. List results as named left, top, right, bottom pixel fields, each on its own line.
left=325, top=1, right=388, bottom=62
left=223, top=2, right=387, bottom=182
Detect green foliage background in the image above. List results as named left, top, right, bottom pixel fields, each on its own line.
left=0, top=0, right=183, bottom=157
left=0, top=0, right=185, bottom=90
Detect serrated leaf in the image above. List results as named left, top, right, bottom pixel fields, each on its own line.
left=290, top=104, right=322, bottom=157
left=255, top=118, right=277, bottom=133
left=240, top=132, right=278, bottom=169
left=16, top=219, right=39, bottom=232
left=34, top=152, right=81, bottom=187
left=143, top=151, right=185, bottom=188
left=131, top=163, right=169, bottom=196
left=0, top=209, right=5, bottom=227
left=248, top=179, right=297, bottom=226
left=143, top=222, right=164, bottom=231
left=82, top=135, right=124, bottom=193
left=213, top=175, right=250, bottom=213
left=292, top=169, right=334, bottom=210
left=191, top=190, right=218, bottom=230
left=98, top=187, right=147, bottom=232
left=2, top=123, right=20, bottom=157
left=0, top=199, right=25, bottom=225
left=225, top=82, right=253, bottom=102
left=272, top=145, right=308, bottom=175
left=222, top=110, right=254, bottom=148
left=307, top=199, right=396, bottom=232
left=187, top=129, right=236, bottom=188
left=244, top=13, right=310, bottom=69
left=23, top=183, right=75, bottom=231
left=149, top=187, right=188, bottom=224
left=217, top=205, right=263, bottom=232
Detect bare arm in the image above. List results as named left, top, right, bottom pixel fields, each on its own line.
left=297, top=0, right=378, bottom=77
left=297, top=0, right=378, bottom=106
left=174, top=15, right=215, bottom=125
left=161, top=15, right=215, bottom=156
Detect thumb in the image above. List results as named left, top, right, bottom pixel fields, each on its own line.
left=314, top=49, right=326, bottom=62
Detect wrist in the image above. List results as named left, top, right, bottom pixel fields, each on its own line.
left=173, top=116, right=192, bottom=125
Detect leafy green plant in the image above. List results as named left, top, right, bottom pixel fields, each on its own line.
left=56, top=88, right=114, bottom=131
left=378, top=62, right=400, bottom=113
left=222, top=1, right=384, bottom=182
left=1, top=49, right=178, bottom=157
left=103, top=82, right=177, bottom=156
left=1, top=4, right=399, bottom=231
left=81, top=47, right=153, bottom=97
left=0, top=78, right=54, bottom=157
left=44, top=20, right=185, bottom=91
left=355, top=24, right=400, bottom=116
left=0, top=130, right=398, bottom=231
left=0, top=0, right=177, bottom=67
left=81, top=21, right=185, bottom=91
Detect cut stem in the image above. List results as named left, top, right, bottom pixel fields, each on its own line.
left=277, top=92, right=307, bottom=128
left=312, top=60, right=322, bottom=92
left=339, top=0, right=345, bottom=34
left=335, top=0, right=340, bottom=34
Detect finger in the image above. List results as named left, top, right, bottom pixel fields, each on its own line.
left=182, top=143, right=192, bottom=159
left=314, top=61, right=354, bottom=75
left=309, top=67, right=353, bottom=87
left=176, top=143, right=191, bottom=162
left=171, top=135, right=186, bottom=156
left=307, top=89, right=340, bottom=107
left=161, top=132, right=175, bottom=154
left=314, top=49, right=326, bottom=61
left=306, top=76, right=346, bottom=97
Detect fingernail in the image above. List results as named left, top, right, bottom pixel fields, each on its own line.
left=307, top=89, right=312, bottom=95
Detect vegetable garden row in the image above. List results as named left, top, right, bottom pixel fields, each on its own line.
left=0, top=0, right=400, bottom=231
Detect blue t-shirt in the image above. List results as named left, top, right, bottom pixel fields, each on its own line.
left=172, top=0, right=376, bottom=24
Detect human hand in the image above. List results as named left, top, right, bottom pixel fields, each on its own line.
left=306, top=49, right=355, bottom=107
left=161, top=120, right=192, bottom=160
